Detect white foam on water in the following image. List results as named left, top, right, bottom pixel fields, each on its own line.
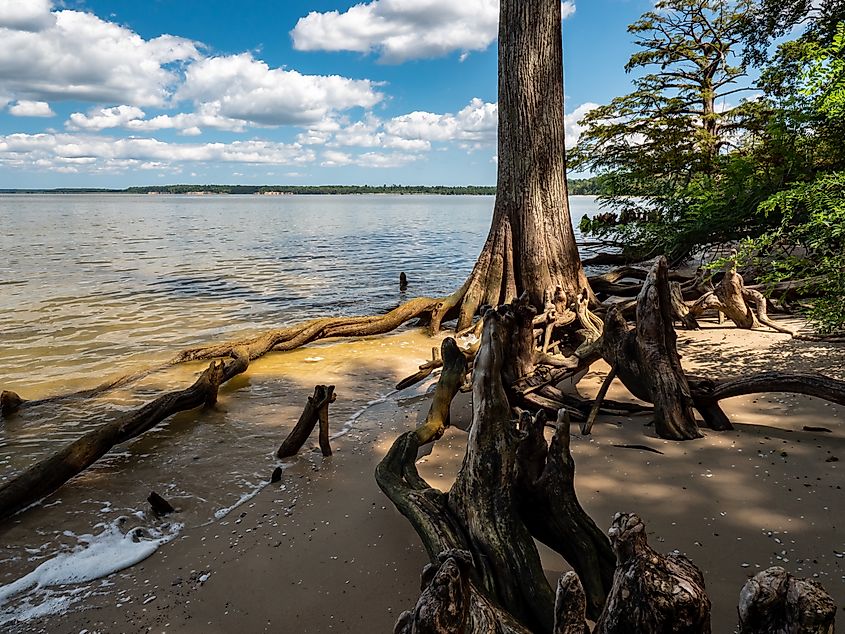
left=213, top=480, right=269, bottom=520
left=330, top=389, right=400, bottom=440
left=0, top=517, right=181, bottom=624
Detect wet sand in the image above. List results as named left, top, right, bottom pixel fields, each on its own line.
left=7, top=317, right=845, bottom=633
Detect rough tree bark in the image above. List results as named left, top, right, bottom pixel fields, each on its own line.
left=449, top=0, right=591, bottom=332
left=600, top=257, right=701, bottom=440
left=378, top=308, right=615, bottom=632
left=738, top=567, right=836, bottom=634
left=593, top=513, right=711, bottom=632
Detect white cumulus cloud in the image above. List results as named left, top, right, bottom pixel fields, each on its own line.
left=0, top=132, right=316, bottom=173
left=8, top=100, right=55, bottom=117
left=564, top=102, right=600, bottom=148
left=292, top=0, right=576, bottom=63
left=384, top=98, right=498, bottom=145
left=176, top=53, right=384, bottom=126
left=0, top=9, right=200, bottom=107
left=0, top=0, right=56, bottom=32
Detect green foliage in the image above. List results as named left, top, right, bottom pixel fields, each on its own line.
left=804, top=22, right=845, bottom=118
left=746, top=173, right=845, bottom=332
left=574, top=1, right=845, bottom=332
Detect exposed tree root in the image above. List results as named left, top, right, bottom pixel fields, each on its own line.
left=688, top=371, right=845, bottom=431
left=2, top=297, right=442, bottom=414
left=594, top=512, right=711, bottom=632
left=738, top=566, right=836, bottom=634
left=599, top=257, right=701, bottom=440
left=396, top=511, right=835, bottom=632
left=377, top=308, right=614, bottom=631
left=414, top=338, right=468, bottom=444
left=0, top=348, right=249, bottom=523
left=276, top=385, right=336, bottom=459
left=688, top=265, right=797, bottom=335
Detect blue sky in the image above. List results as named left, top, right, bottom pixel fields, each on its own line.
left=0, top=0, right=657, bottom=188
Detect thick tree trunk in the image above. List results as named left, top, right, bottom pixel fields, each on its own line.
left=453, top=0, right=591, bottom=330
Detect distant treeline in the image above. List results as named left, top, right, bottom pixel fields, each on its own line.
left=1, top=178, right=602, bottom=196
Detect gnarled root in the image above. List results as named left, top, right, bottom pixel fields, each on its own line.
left=394, top=550, right=533, bottom=634
left=689, top=371, right=845, bottom=431
left=688, top=265, right=795, bottom=336
left=594, top=512, right=712, bottom=633
left=415, top=338, right=468, bottom=444
left=738, top=567, right=836, bottom=634
left=516, top=410, right=615, bottom=619
left=600, top=258, right=701, bottom=440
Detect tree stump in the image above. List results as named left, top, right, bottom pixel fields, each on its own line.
left=601, top=257, right=701, bottom=440
left=738, top=567, right=836, bottom=634
left=276, top=385, right=336, bottom=459
left=593, top=513, right=712, bottom=633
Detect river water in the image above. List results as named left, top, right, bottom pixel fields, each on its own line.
left=0, top=194, right=601, bottom=621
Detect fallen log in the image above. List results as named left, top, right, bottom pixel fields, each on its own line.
left=0, top=348, right=249, bottom=524
left=276, top=385, right=336, bottom=459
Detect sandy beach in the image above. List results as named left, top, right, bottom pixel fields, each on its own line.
left=3, top=316, right=844, bottom=633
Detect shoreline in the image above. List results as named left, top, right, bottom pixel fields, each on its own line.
left=2, top=317, right=843, bottom=632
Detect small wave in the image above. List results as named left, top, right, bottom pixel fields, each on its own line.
left=213, top=481, right=269, bottom=520
left=0, top=517, right=182, bottom=625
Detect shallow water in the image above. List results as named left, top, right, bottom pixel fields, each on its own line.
left=0, top=193, right=601, bottom=617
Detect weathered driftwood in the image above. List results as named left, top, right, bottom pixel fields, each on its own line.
left=581, top=366, right=617, bottom=435
left=738, top=566, right=836, bottom=634
left=594, top=513, right=712, bottom=633
left=671, top=280, right=701, bottom=330
left=0, top=348, right=248, bottom=524
left=276, top=385, right=336, bottom=459
left=600, top=258, right=701, bottom=440
left=397, top=346, right=443, bottom=391
left=414, top=338, right=468, bottom=444
left=688, top=266, right=796, bottom=336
